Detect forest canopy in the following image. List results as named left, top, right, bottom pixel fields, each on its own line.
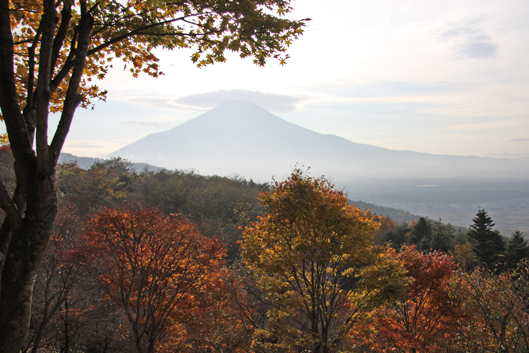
left=0, top=151, right=527, bottom=352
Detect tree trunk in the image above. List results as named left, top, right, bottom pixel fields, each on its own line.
left=0, top=0, right=92, bottom=351
left=0, top=167, right=58, bottom=352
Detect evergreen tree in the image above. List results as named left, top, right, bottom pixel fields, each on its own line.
left=385, top=222, right=411, bottom=250
left=467, top=208, right=505, bottom=268
left=410, top=217, right=433, bottom=250
left=506, top=230, right=529, bottom=268
left=430, top=220, right=457, bottom=253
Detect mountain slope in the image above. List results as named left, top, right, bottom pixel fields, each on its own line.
left=108, top=100, right=529, bottom=182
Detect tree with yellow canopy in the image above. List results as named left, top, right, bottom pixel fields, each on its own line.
left=241, top=170, right=407, bottom=353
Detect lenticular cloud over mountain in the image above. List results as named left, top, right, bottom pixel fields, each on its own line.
left=108, top=100, right=529, bottom=182
left=173, top=90, right=305, bottom=113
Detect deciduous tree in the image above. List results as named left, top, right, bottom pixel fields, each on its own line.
left=373, top=215, right=397, bottom=245
left=135, top=169, right=266, bottom=261
left=449, top=241, right=479, bottom=271
left=454, top=262, right=529, bottom=352
left=58, top=158, right=137, bottom=212
left=24, top=203, right=85, bottom=353
left=27, top=203, right=131, bottom=353
left=159, top=267, right=255, bottom=353
left=241, top=170, right=407, bottom=353
left=0, top=1, right=306, bottom=351
left=369, top=246, right=466, bottom=353
left=84, top=206, right=226, bottom=353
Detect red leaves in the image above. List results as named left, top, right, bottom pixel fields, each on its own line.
left=83, top=206, right=227, bottom=353
left=369, top=246, right=466, bottom=352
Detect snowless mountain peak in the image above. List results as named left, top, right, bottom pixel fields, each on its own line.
left=108, top=101, right=529, bottom=182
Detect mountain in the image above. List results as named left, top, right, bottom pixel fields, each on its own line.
left=59, top=152, right=161, bottom=172
left=108, top=100, right=529, bottom=183
left=59, top=153, right=104, bottom=169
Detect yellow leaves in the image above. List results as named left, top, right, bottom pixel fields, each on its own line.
left=0, top=134, right=9, bottom=146
left=240, top=170, right=404, bottom=351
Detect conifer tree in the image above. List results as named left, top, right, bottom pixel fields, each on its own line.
left=467, top=208, right=505, bottom=268
left=506, top=230, right=529, bottom=268
left=410, top=217, right=432, bottom=250
left=430, top=220, right=456, bottom=253
left=385, top=222, right=411, bottom=250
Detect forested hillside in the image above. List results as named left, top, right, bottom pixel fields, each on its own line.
left=57, top=158, right=267, bottom=260
left=349, top=200, right=420, bottom=224
left=0, top=148, right=528, bottom=352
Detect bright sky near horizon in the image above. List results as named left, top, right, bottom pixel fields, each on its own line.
left=53, top=0, right=529, bottom=159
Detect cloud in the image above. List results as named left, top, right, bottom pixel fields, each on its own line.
left=454, top=39, right=498, bottom=59
left=508, top=138, right=529, bottom=142
left=119, top=120, right=173, bottom=128
left=116, top=96, right=200, bottom=111
left=306, top=80, right=452, bottom=99
left=114, top=90, right=306, bottom=113
left=64, top=141, right=117, bottom=149
left=440, top=19, right=498, bottom=59
left=173, top=89, right=306, bottom=113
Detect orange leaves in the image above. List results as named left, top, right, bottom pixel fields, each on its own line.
left=83, top=206, right=226, bottom=353
left=368, top=246, right=466, bottom=352
left=7, top=0, right=306, bottom=129
left=452, top=264, right=529, bottom=352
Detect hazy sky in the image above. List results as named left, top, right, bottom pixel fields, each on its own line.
left=51, top=0, right=529, bottom=159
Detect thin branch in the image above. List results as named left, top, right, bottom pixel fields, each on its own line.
left=50, top=3, right=73, bottom=71
left=86, top=14, right=201, bottom=57
left=50, top=27, right=78, bottom=94
left=50, top=1, right=94, bottom=161
left=12, top=39, right=35, bottom=45
left=135, top=30, right=217, bottom=37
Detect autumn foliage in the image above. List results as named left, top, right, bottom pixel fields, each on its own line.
left=6, top=0, right=307, bottom=120
left=242, top=170, right=408, bottom=352
left=83, top=206, right=227, bottom=353
left=454, top=262, right=529, bottom=352
left=368, top=246, right=466, bottom=352
left=8, top=162, right=528, bottom=352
